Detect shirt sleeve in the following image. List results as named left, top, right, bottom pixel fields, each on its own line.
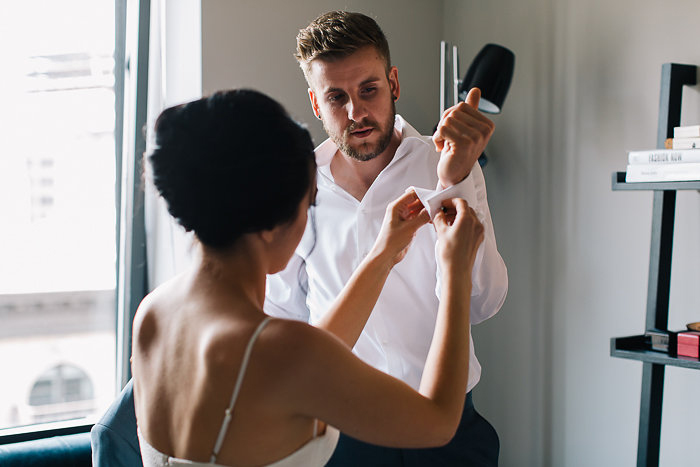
left=264, top=252, right=311, bottom=322
left=433, top=162, right=508, bottom=325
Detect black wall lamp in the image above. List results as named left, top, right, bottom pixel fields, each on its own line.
left=440, top=42, right=515, bottom=166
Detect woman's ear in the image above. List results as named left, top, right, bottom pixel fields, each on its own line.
left=259, top=226, right=278, bottom=245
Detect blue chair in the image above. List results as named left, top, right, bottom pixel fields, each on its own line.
left=0, top=432, right=92, bottom=467
left=91, top=378, right=142, bottom=467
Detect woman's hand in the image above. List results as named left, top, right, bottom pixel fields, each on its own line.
left=433, top=198, right=484, bottom=271
left=370, top=189, right=431, bottom=266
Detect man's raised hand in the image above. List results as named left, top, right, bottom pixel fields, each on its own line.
left=433, top=88, right=495, bottom=187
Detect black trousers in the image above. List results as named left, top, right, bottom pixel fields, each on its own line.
left=326, top=392, right=499, bottom=466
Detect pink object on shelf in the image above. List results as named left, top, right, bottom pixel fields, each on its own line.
left=677, top=331, right=700, bottom=359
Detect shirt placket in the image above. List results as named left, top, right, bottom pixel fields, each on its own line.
left=357, top=184, right=404, bottom=380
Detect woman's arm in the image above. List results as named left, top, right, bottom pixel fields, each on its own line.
left=314, top=189, right=429, bottom=347
left=282, top=198, right=484, bottom=447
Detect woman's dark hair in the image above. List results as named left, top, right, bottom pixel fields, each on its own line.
left=148, top=89, right=316, bottom=250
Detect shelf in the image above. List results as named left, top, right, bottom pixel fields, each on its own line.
left=612, top=171, right=700, bottom=191
left=611, top=63, right=699, bottom=467
left=611, top=335, right=700, bottom=370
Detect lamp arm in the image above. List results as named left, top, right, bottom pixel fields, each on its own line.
left=440, top=41, right=447, bottom=115
left=452, top=45, right=460, bottom=106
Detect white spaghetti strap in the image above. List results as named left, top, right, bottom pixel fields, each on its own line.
left=210, top=316, right=273, bottom=463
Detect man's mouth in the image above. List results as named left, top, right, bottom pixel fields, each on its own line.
left=350, top=127, right=374, bottom=138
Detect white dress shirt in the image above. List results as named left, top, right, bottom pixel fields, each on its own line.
left=265, top=115, right=508, bottom=392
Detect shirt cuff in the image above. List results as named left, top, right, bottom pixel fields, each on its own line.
left=411, top=170, right=480, bottom=220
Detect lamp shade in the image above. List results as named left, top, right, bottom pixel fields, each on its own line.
left=459, top=43, right=514, bottom=114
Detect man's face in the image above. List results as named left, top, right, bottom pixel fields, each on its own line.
left=307, top=46, right=399, bottom=161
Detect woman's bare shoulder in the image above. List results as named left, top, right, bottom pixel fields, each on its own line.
left=259, top=318, right=343, bottom=357
left=132, top=276, right=187, bottom=348
left=249, top=318, right=352, bottom=388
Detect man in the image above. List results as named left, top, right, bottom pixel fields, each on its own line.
left=265, top=10, right=508, bottom=466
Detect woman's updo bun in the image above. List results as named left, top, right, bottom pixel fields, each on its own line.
left=148, top=89, right=315, bottom=250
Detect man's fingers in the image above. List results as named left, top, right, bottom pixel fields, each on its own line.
left=433, top=101, right=493, bottom=153
left=432, top=132, right=445, bottom=152
left=448, top=103, right=494, bottom=129
left=432, top=105, right=460, bottom=151
left=465, top=87, right=481, bottom=110
left=435, top=123, right=482, bottom=149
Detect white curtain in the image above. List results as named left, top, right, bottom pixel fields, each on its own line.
left=144, top=0, right=201, bottom=290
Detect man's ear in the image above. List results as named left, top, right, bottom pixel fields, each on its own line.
left=388, top=66, right=400, bottom=101
left=308, top=88, right=322, bottom=119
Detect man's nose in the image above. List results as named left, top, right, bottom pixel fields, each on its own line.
left=347, top=97, right=368, bottom=122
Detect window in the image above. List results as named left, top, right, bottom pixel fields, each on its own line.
left=0, top=0, right=139, bottom=437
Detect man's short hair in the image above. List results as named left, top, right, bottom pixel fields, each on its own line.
left=295, top=11, right=391, bottom=81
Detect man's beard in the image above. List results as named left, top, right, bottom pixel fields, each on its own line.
left=324, top=101, right=396, bottom=162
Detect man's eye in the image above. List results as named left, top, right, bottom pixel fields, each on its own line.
left=362, top=87, right=377, bottom=95
left=328, top=94, right=343, bottom=103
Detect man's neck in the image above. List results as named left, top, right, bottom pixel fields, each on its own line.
left=330, top=129, right=401, bottom=201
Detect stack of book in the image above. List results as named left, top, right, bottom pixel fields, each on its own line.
left=665, top=124, right=700, bottom=149
left=626, top=125, right=700, bottom=183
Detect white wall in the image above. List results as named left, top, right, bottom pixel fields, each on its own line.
left=201, top=0, right=444, bottom=145
left=172, top=1, right=700, bottom=465
left=443, top=0, right=557, bottom=462
left=444, top=0, right=700, bottom=466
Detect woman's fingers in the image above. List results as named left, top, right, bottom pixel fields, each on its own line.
left=434, top=198, right=463, bottom=229
left=390, top=189, right=429, bottom=224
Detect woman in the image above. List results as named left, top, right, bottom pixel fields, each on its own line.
left=132, top=89, right=484, bottom=466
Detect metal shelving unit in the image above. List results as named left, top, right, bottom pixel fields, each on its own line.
left=610, top=62, right=698, bottom=467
